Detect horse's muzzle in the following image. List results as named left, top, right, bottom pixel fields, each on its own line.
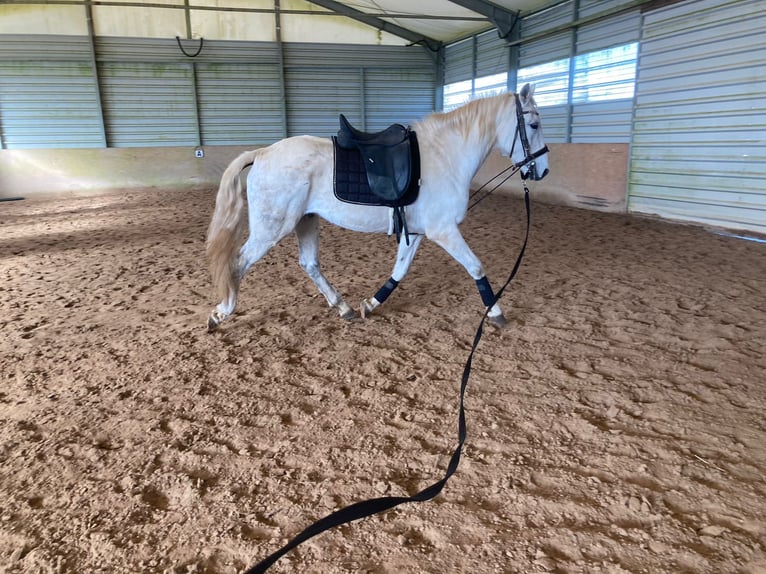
left=522, top=167, right=549, bottom=181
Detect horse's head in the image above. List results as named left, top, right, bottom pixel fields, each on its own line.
left=505, top=83, right=550, bottom=181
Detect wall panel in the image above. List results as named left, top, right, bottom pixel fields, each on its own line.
left=629, top=0, right=766, bottom=234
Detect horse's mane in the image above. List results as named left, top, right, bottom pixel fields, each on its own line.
left=415, top=92, right=514, bottom=143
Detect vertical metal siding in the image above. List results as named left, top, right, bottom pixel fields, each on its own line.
left=283, top=43, right=435, bottom=138
left=629, top=0, right=766, bottom=234
left=571, top=100, right=633, bottom=143
left=518, top=7, right=573, bottom=142
left=103, top=39, right=285, bottom=146
left=444, top=38, right=473, bottom=84
left=283, top=43, right=433, bottom=69
left=0, top=35, right=103, bottom=148
left=1, top=35, right=435, bottom=150
left=519, top=30, right=572, bottom=67
left=364, top=69, right=435, bottom=131
left=573, top=6, right=640, bottom=144
left=575, top=9, right=640, bottom=53
left=538, top=104, right=569, bottom=142
left=285, top=68, right=362, bottom=137
left=100, top=62, right=198, bottom=147
left=476, top=30, right=508, bottom=78
left=518, top=7, right=572, bottom=145
left=520, top=1, right=574, bottom=67
left=196, top=63, right=283, bottom=145
left=0, top=62, right=104, bottom=149
left=522, top=0, right=574, bottom=37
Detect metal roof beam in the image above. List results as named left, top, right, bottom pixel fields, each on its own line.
left=302, top=0, right=442, bottom=51
left=445, top=0, right=519, bottom=38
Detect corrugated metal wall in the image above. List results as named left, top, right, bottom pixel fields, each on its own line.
left=0, top=36, right=435, bottom=149
left=443, top=29, right=509, bottom=85
left=517, top=3, right=573, bottom=143
left=629, top=0, right=766, bottom=234
left=364, top=70, right=436, bottom=130
left=476, top=30, right=508, bottom=78
left=572, top=2, right=640, bottom=143
left=285, top=68, right=363, bottom=137
left=196, top=63, right=284, bottom=145
left=576, top=0, right=640, bottom=52
left=283, top=43, right=435, bottom=137
left=0, top=35, right=103, bottom=148
left=517, top=0, right=640, bottom=144
left=100, top=62, right=198, bottom=147
left=444, top=37, right=473, bottom=85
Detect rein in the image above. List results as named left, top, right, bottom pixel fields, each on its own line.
left=244, top=184, right=533, bottom=574
left=468, top=164, right=520, bottom=211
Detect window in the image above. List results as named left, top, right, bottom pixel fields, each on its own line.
left=443, top=79, right=473, bottom=111
left=515, top=42, right=638, bottom=107
left=443, top=42, right=638, bottom=112
left=474, top=72, right=508, bottom=99
left=572, top=43, right=638, bottom=103
left=516, top=57, right=570, bottom=107
left=443, top=72, right=508, bottom=111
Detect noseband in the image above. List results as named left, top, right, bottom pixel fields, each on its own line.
left=511, top=93, right=549, bottom=176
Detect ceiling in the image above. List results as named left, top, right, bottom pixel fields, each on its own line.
left=302, top=0, right=561, bottom=46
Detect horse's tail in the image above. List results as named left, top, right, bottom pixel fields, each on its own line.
left=206, top=149, right=260, bottom=302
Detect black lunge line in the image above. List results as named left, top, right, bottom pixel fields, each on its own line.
left=245, top=186, right=532, bottom=574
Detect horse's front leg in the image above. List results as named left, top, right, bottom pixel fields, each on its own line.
left=361, top=234, right=423, bottom=318
left=295, top=214, right=356, bottom=320
left=428, top=226, right=507, bottom=328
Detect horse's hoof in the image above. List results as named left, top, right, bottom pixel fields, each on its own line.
left=341, top=308, right=358, bottom=321
left=335, top=301, right=357, bottom=321
left=207, top=315, right=221, bottom=332
left=488, top=313, right=507, bottom=329
left=360, top=298, right=377, bottom=319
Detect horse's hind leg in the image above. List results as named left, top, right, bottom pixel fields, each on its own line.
left=428, top=226, right=507, bottom=328
left=295, top=214, right=356, bottom=320
left=208, top=237, right=274, bottom=331
left=361, top=234, right=423, bottom=318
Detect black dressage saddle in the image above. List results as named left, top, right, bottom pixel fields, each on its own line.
left=333, top=114, right=420, bottom=242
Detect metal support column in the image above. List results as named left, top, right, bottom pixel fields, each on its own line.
left=275, top=0, right=288, bottom=138
left=565, top=0, right=580, bottom=143
left=184, top=0, right=203, bottom=147
left=84, top=0, right=108, bottom=147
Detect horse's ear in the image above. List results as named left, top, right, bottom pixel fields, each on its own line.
left=520, top=83, right=535, bottom=102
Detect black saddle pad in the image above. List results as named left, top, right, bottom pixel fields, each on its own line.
left=332, top=135, right=420, bottom=207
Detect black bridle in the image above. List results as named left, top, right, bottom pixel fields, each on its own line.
left=467, top=94, right=548, bottom=211
left=511, top=92, right=549, bottom=178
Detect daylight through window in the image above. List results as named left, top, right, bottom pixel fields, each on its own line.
left=443, top=42, right=639, bottom=111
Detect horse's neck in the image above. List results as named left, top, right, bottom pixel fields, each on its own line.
left=461, top=117, right=499, bottom=176
left=419, top=99, right=507, bottom=186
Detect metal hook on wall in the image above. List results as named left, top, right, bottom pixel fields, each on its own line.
left=175, top=36, right=204, bottom=58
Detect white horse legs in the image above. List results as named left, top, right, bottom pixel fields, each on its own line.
left=428, top=227, right=507, bottom=327
left=208, top=214, right=354, bottom=330
left=361, top=234, right=423, bottom=317
left=209, top=218, right=505, bottom=329
left=207, top=234, right=276, bottom=331
left=295, top=214, right=356, bottom=320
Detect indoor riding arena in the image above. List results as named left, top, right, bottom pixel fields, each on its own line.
left=1, top=2, right=764, bottom=574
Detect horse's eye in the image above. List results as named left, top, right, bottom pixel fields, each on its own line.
left=529, top=121, right=539, bottom=130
